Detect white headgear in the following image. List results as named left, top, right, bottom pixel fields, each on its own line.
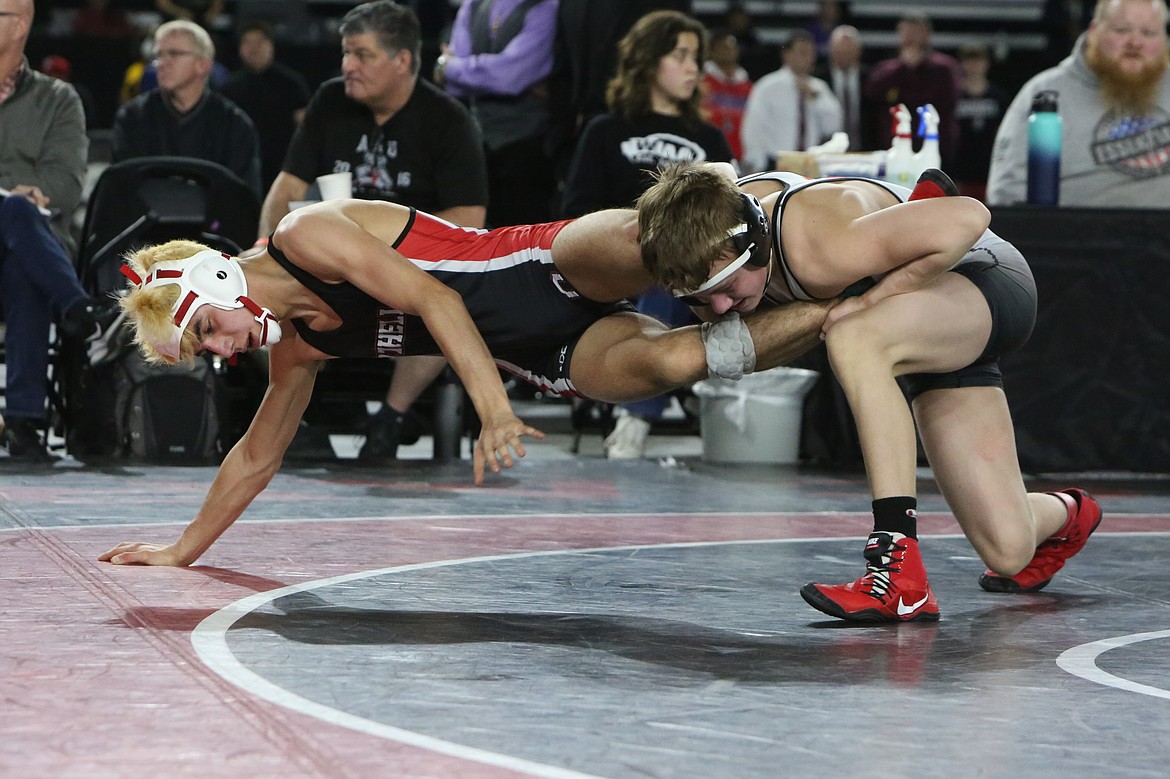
left=120, top=249, right=282, bottom=360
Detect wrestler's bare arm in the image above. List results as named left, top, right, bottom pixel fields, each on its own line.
left=258, top=171, right=311, bottom=237
left=784, top=186, right=990, bottom=302
left=822, top=195, right=990, bottom=327
left=278, top=204, right=543, bottom=483
left=99, top=338, right=322, bottom=566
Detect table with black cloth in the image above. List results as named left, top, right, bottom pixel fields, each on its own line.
left=794, top=206, right=1170, bottom=474
left=991, top=206, right=1170, bottom=473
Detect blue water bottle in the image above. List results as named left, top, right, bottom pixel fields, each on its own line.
left=1026, top=90, right=1062, bottom=205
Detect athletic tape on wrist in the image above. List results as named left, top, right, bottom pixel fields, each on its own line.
left=700, top=311, right=757, bottom=380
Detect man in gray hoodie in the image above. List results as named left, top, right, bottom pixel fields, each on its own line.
left=987, top=0, right=1170, bottom=207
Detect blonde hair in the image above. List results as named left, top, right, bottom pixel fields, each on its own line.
left=155, top=20, right=216, bottom=61
left=637, top=163, right=745, bottom=292
left=120, top=239, right=212, bottom=365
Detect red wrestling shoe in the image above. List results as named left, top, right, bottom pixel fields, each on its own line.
left=979, top=488, right=1103, bottom=593
left=801, top=532, right=940, bottom=622
left=908, top=168, right=959, bottom=200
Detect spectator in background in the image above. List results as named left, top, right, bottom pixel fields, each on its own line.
left=741, top=29, right=841, bottom=173
left=815, top=24, right=872, bottom=150
left=545, top=0, right=691, bottom=192
left=259, top=0, right=489, bottom=463
left=0, top=0, right=109, bottom=462
left=725, top=1, right=771, bottom=81
left=563, top=10, right=730, bottom=220
left=562, top=9, right=733, bottom=458
left=987, top=0, right=1170, bottom=207
left=805, top=0, right=845, bottom=60
left=39, top=54, right=96, bottom=129
left=222, top=20, right=311, bottom=194
left=700, top=27, right=752, bottom=161
left=118, top=23, right=230, bottom=105
left=72, top=0, right=134, bottom=39
left=434, top=0, right=558, bottom=227
left=865, top=13, right=960, bottom=164
left=112, top=20, right=262, bottom=197
left=119, top=29, right=157, bottom=105
left=953, top=43, right=1009, bottom=200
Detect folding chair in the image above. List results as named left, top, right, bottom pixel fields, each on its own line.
left=76, top=156, right=260, bottom=296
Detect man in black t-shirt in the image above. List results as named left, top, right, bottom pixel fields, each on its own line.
left=255, top=0, right=489, bottom=464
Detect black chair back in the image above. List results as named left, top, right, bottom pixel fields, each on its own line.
left=77, top=156, right=260, bottom=295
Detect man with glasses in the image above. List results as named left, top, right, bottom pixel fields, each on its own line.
left=112, top=19, right=262, bottom=197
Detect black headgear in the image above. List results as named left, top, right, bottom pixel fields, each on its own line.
left=673, top=192, right=772, bottom=303
left=734, top=192, right=771, bottom=268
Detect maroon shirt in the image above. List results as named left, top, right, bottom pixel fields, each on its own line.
left=865, top=51, right=960, bottom=163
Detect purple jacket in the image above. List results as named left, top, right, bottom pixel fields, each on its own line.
left=445, top=0, right=558, bottom=98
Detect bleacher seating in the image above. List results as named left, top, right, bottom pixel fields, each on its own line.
left=32, top=0, right=1075, bottom=135
left=691, top=0, right=1060, bottom=95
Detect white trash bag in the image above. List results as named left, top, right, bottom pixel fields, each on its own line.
left=693, top=367, right=819, bottom=464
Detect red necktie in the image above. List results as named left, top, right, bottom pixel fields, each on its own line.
left=797, top=91, right=807, bottom=152
left=842, top=77, right=854, bottom=149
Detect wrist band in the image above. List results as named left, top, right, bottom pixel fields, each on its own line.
left=700, top=312, right=757, bottom=380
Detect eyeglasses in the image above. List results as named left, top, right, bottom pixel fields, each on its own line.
left=154, top=49, right=199, bottom=62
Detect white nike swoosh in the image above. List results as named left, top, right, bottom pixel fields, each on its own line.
left=896, top=594, right=929, bottom=615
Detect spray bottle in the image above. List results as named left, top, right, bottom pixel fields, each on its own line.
left=884, top=103, right=916, bottom=186
left=914, top=103, right=942, bottom=176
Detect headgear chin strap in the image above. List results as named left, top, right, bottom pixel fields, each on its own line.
left=120, top=249, right=282, bottom=360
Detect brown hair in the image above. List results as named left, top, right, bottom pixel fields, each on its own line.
left=637, top=163, right=745, bottom=292
left=339, top=0, right=422, bottom=75
left=120, top=239, right=213, bottom=365
left=606, top=10, right=707, bottom=121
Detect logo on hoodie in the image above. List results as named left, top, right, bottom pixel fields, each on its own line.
left=1091, top=108, right=1170, bottom=179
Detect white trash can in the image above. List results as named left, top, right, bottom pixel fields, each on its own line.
left=693, top=367, right=819, bottom=464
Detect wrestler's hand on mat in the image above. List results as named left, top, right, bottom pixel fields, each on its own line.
left=98, top=542, right=187, bottom=566
left=472, top=414, right=545, bottom=486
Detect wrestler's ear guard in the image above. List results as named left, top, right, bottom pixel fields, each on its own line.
left=675, top=193, right=772, bottom=305
left=734, top=192, right=772, bottom=269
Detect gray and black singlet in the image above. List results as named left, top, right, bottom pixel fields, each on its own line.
left=738, top=171, right=1037, bottom=395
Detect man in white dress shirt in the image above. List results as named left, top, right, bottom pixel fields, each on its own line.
left=741, top=29, right=842, bottom=172
left=819, top=24, right=870, bottom=150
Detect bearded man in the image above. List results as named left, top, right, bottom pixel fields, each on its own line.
left=986, top=0, right=1170, bottom=206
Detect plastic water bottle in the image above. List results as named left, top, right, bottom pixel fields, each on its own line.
left=1027, top=90, right=1062, bottom=205
left=914, top=104, right=942, bottom=176
left=884, top=103, right=916, bottom=186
